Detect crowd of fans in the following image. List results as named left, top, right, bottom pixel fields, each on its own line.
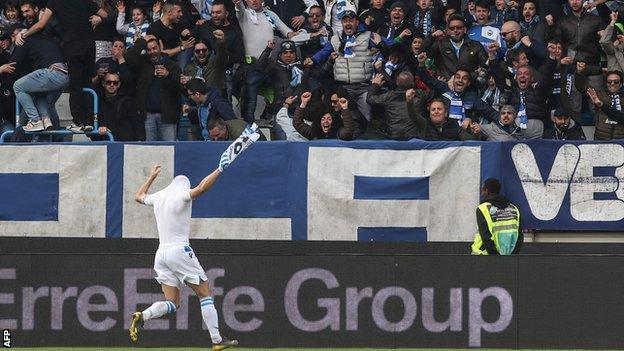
left=1, top=0, right=624, bottom=142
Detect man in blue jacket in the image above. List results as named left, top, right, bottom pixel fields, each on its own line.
left=186, top=78, right=236, bottom=140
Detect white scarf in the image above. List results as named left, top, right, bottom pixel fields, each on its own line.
left=248, top=8, right=277, bottom=29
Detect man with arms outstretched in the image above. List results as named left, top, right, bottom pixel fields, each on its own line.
left=130, top=123, right=260, bottom=350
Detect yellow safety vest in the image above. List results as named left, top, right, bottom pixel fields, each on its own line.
left=471, top=202, right=520, bottom=255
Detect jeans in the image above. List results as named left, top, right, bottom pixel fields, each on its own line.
left=145, top=112, right=177, bottom=141
left=13, top=68, right=69, bottom=123
left=342, top=83, right=371, bottom=121
left=243, top=67, right=267, bottom=123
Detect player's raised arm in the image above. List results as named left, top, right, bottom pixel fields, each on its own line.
left=135, top=165, right=161, bottom=203
left=190, top=123, right=261, bottom=200
left=189, top=168, right=222, bottom=200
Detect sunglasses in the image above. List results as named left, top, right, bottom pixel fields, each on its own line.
left=195, top=48, right=208, bottom=53
left=607, top=80, right=621, bottom=84
left=104, top=80, right=120, bottom=86
left=500, top=30, right=517, bottom=36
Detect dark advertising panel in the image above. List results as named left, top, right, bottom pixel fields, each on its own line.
left=0, top=253, right=623, bottom=348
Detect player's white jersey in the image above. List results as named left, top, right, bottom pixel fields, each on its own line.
left=143, top=175, right=193, bottom=246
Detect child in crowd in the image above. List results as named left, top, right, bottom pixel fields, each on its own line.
left=116, top=1, right=151, bottom=48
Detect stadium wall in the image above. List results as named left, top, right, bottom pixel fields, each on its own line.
left=1, top=140, right=624, bottom=241
left=1, top=239, right=623, bottom=349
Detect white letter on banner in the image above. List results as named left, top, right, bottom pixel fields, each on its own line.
left=307, top=147, right=481, bottom=241
left=0, top=145, right=107, bottom=237
left=511, top=143, right=579, bottom=221
left=570, top=144, right=624, bottom=221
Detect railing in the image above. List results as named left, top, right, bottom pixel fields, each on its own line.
left=0, top=88, right=114, bottom=142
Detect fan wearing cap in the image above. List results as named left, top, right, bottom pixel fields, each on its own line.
left=542, top=108, right=586, bottom=140
left=320, top=0, right=357, bottom=34
left=256, top=39, right=306, bottom=115
left=306, top=9, right=387, bottom=121
left=600, top=11, right=624, bottom=73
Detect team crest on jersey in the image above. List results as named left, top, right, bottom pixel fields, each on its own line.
left=184, top=246, right=194, bottom=258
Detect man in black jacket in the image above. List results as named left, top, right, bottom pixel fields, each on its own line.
left=96, top=71, right=144, bottom=141
left=426, top=14, right=488, bottom=80
left=555, top=0, right=605, bottom=67
left=542, top=108, right=586, bottom=140
left=126, top=35, right=182, bottom=141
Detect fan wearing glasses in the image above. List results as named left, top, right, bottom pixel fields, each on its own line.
left=426, top=14, right=488, bottom=80
left=96, top=71, right=144, bottom=141
left=292, top=5, right=333, bottom=61
left=181, top=33, right=226, bottom=91
left=580, top=65, right=624, bottom=140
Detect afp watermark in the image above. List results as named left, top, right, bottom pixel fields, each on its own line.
left=2, top=329, right=10, bottom=348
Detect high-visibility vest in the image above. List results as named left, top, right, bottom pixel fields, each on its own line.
left=471, top=202, right=520, bottom=255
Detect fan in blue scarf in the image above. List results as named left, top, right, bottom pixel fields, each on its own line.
left=519, top=15, right=540, bottom=34
left=443, top=91, right=466, bottom=122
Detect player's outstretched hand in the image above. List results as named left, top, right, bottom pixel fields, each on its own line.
left=218, top=123, right=260, bottom=172
left=150, top=165, right=161, bottom=178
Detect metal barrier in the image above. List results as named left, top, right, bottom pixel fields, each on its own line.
left=0, top=87, right=114, bottom=142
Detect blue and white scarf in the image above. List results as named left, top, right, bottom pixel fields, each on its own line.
left=335, top=0, right=347, bottom=19
left=248, top=8, right=278, bottom=29
left=279, top=60, right=304, bottom=86
left=344, top=35, right=357, bottom=58
left=520, top=15, right=540, bottom=34
left=565, top=73, right=573, bottom=95
left=443, top=91, right=466, bottom=122
left=518, top=91, right=528, bottom=129
left=201, top=0, right=214, bottom=20
left=608, top=93, right=622, bottom=124
left=481, top=88, right=501, bottom=109
left=414, top=10, right=433, bottom=36
left=384, top=61, right=400, bottom=76
left=126, top=22, right=150, bottom=48
left=552, top=72, right=562, bottom=95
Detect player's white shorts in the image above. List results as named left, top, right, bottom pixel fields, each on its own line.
left=153, top=243, right=208, bottom=289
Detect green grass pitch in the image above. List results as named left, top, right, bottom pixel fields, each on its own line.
left=10, top=348, right=476, bottom=351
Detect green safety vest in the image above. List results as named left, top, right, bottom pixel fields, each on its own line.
left=471, top=202, right=520, bottom=255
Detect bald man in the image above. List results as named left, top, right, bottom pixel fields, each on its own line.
left=498, top=20, right=548, bottom=68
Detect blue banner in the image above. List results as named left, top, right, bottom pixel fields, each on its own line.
left=0, top=140, right=622, bottom=240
